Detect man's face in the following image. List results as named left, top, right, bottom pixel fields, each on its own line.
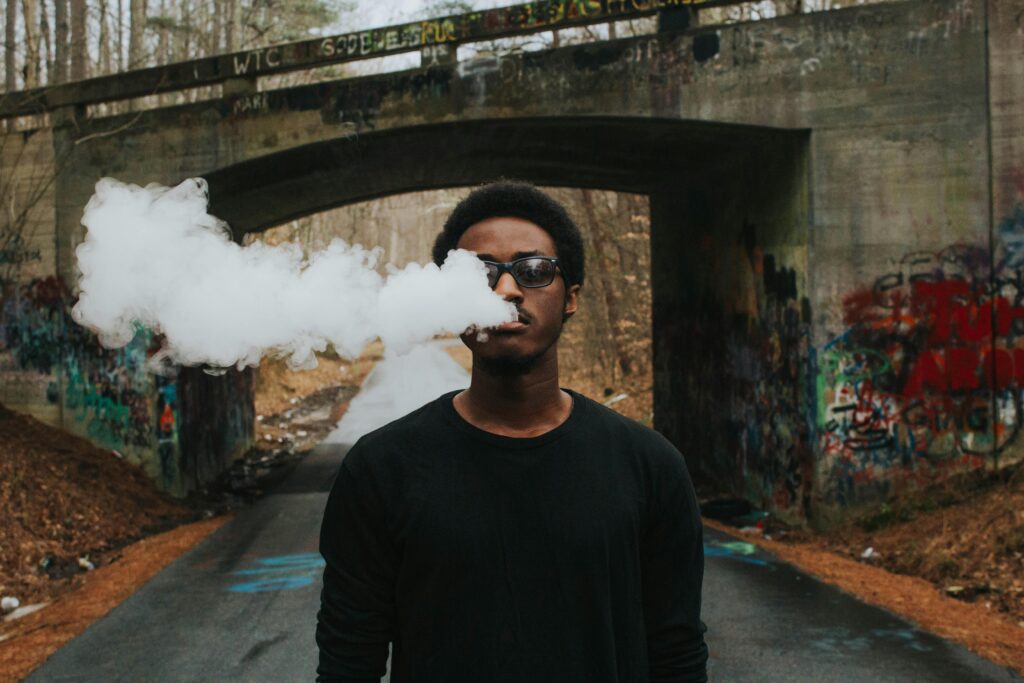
left=456, top=217, right=580, bottom=372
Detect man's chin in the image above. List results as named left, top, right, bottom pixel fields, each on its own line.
left=474, top=350, right=543, bottom=377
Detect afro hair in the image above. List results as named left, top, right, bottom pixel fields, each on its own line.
left=431, top=181, right=585, bottom=289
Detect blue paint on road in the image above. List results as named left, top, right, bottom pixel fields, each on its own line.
left=704, top=539, right=770, bottom=566
left=227, top=552, right=325, bottom=593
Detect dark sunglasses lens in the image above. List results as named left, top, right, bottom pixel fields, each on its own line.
left=513, top=259, right=556, bottom=287
left=484, top=263, right=501, bottom=288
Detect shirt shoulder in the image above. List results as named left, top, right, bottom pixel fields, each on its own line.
left=341, top=395, right=446, bottom=472
left=578, top=393, right=683, bottom=457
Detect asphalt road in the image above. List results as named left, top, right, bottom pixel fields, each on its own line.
left=28, top=444, right=1021, bottom=682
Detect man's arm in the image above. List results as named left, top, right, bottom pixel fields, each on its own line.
left=641, top=444, right=708, bottom=682
left=316, top=445, right=396, bottom=683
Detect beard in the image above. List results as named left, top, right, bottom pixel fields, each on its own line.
left=471, top=322, right=563, bottom=377
left=474, top=348, right=546, bottom=376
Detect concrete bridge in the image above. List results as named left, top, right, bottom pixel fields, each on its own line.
left=0, top=0, right=1021, bottom=525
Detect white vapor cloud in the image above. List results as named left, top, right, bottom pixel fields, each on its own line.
left=326, top=340, right=469, bottom=444
left=71, top=177, right=515, bottom=373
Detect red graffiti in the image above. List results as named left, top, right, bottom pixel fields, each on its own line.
left=911, top=280, right=1024, bottom=344
left=903, top=347, right=1024, bottom=395
left=160, top=403, right=175, bottom=434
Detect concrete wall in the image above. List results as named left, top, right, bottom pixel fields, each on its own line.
left=0, top=121, right=253, bottom=496
left=0, top=127, right=60, bottom=425
left=0, top=0, right=1019, bottom=518
left=650, top=133, right=812, bottom=518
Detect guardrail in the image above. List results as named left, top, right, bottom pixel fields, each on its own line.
left=0, top=0, right=745, bottom=119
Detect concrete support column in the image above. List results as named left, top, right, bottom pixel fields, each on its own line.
left=650, top=188, right=711, bottom=490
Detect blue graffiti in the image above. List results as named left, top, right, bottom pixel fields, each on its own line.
left=703, top=540, right=769, bottom=566
left=808, top=626, right=933, bottom=654
left=227, top=552, right=325, bottom=593
left=998, top=203, right=1024, bottom=268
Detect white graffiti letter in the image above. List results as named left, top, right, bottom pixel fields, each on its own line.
left=232, top=52, right=253, bottom=75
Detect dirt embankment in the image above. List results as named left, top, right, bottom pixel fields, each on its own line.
left=706, top=467, right=1024, bottom=675
left=0, top=343, right=385, bottom=681
left=780, top=470, right=1024, bottom=625
left=0, top=405, right=198, bottom=610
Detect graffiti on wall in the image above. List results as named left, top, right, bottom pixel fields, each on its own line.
left=819, top=205, right=1024, bottom=505
left=0, top=276, right=181, bottom=489
left=673, top=216, right=815, bottom=522
left=717, top=224, right=815, bottom=521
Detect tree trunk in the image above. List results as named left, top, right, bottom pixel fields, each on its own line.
left=53, top=0, right=67, bottom=83
left=116, top=0, right=123, bottom=70
left=224, top=0, right=238, bottom=51
left=22, top=0, right=39, bottom=87
left=156, top=0, right=166, bottom=65
left=69, top=0, right=85, bottom=81
left=98, top=0, right=111, bottom=76
left=40, top=0, right=51, bottom=84
left=212, top=0, right=222, bottom=55
left=195, top=0, right=209, bottom=56
left=173, top=0, right=185, bottom=63
left=128, top=0, right=145, bottom=69
left=5, top=0, right=16, bottom=90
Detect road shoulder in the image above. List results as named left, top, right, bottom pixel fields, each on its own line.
left=0, top=514, right=233, bottom=682
left=704, top=518, right=1024, bottom=677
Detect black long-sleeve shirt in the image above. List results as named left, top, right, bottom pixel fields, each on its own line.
left=316, top=388, right=708, bottom=682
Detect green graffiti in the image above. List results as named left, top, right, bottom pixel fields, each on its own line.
left=711, top=540, right=757, bottom=555
left=820, top=347, right=892, bottom=384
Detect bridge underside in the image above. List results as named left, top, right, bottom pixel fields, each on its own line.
left=207, top=116, right=811, bottom=503
left=205, top=117, right=803, bottom=236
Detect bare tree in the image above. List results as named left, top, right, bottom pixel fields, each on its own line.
left=53, top=0, right=67, bottom=83
left=225, top=0, right=239, bottom=51
left=155, top=0, right=167, bottom=65
left=116, top=0, right=123, bottom=71
left=69, top=0, right=85, bottom=81
left=97, top=0, right=110, bottom=75
left=211, top=0, right=222, bottom=56
left=5, top=0, right=16, bottom=91
left=40, top=0, right=52, bottom=84
left=22, top=0, right=38, bottom=87
left=128, top=0, right=145, bottom=69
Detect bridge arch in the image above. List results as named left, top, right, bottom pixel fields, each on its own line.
left=203, top=115, right=812, bottom=499
left=202, top=116, right=804, bottom=237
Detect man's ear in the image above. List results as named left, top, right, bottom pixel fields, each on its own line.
left=562, top=283, right=581, bottom=322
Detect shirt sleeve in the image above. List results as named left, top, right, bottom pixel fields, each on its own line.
left=641, top=443, right=709, bottom=682
left=316, top=443, right=396, bottom=683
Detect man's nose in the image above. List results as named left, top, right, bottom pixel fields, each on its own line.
left=494, top=271, right=524, bottom=301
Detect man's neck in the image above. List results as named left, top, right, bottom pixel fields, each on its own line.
left=454, top=350, right=573, bottom=438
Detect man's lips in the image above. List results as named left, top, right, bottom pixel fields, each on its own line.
left=491, top=312, right=530, bottom=331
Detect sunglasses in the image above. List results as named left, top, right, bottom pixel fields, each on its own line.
left=481, top=256, right=564, bottom=289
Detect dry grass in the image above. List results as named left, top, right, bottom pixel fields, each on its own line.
left=781, top=471, right=1024, bottom=625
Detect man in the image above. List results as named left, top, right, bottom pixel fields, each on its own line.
left=316, top=181, right=708, bottom=682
